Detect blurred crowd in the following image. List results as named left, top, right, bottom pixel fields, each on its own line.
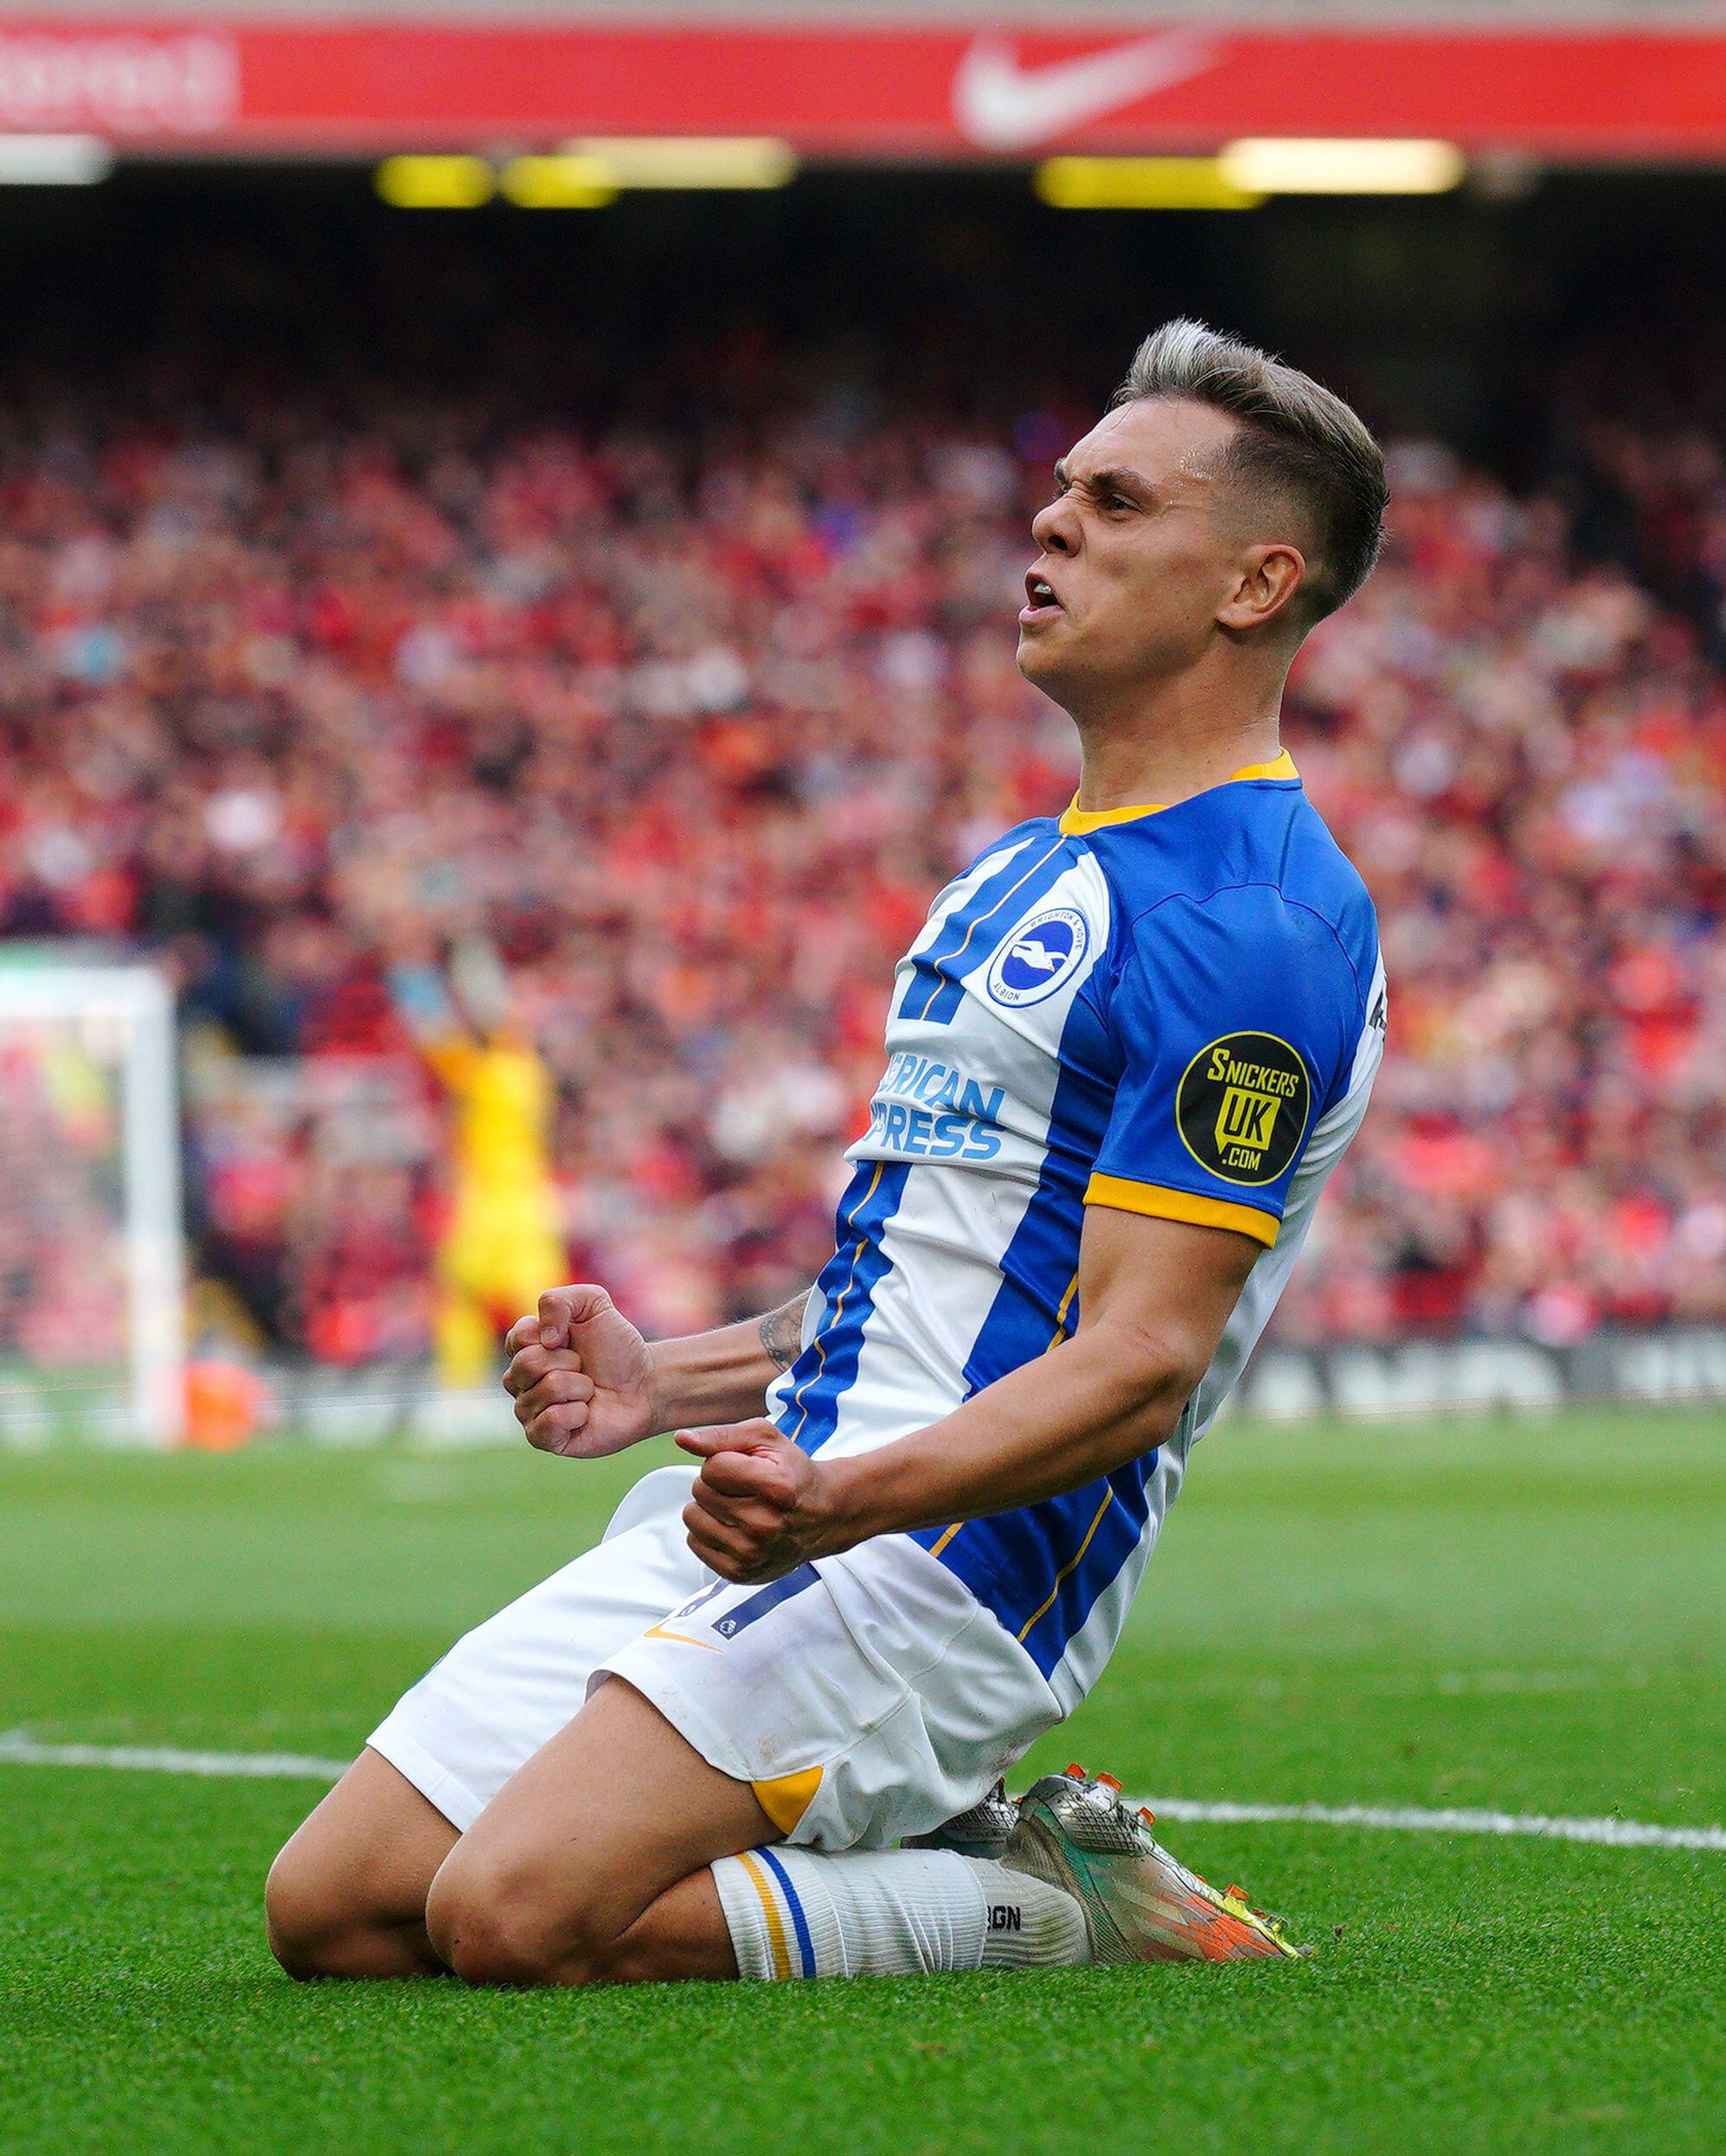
left=2, top=364, right=1723, bottom=1364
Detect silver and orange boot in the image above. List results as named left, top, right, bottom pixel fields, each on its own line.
left=1004, top=1764, right=1306, bottom=1963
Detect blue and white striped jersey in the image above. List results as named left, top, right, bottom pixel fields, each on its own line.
left=767, top=754, right=1385, bottom=1712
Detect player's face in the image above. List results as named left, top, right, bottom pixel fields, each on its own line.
left=1017, top=396, right=1253, bottom=709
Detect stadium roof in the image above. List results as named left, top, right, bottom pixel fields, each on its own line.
left=0, top=9, right=1722, bottom=159
left=20, top=3, right=1723, bottom=15
left=16, top=2, right=1726, bottom=19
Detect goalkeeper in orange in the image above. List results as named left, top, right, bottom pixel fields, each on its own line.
left=391, top=941, right=565, bottom=1389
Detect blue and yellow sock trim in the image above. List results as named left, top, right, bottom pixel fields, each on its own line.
left=733, top=1846, right=817, bottom=1978
left=758, top=1847, right=817, bottom=1977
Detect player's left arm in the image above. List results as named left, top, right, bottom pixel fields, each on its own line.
left=680, top=879, right=1373, bottom=1582
left=677, top=1202, right=1259, bottom=1582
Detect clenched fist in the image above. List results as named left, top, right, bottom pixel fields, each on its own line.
left=676, top=1420, right=847, bottom=1582
left=503, top=1285, right=658, bottom=1458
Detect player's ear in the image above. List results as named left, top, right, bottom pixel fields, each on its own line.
left=1217, top=542, right=1306, bottom=637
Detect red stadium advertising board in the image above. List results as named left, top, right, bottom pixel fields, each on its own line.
left=0, top=16, right=1722, bottom=159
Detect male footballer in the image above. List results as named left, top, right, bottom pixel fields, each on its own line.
left=267, top=322, right=1389, bottom=1985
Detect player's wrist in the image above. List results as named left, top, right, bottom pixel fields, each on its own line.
left=808, top=1453, right=891, bottom=1554
left=642, top=1342, right=689, bottom=1439
left=641, top=1332, right=744, bottom=1436
left=649, top=1307, right=805, bottom=1434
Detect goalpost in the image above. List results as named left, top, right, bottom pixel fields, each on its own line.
left=0, top=962, right=186, bottom=1447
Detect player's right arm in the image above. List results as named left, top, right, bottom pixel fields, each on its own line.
left=502, top=1285, right=810, bottom=1459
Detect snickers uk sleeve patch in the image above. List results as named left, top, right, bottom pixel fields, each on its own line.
left=1091, top=885, right=1361, bottom=1225
left=1174, top=1031, right=1311, bottom=1186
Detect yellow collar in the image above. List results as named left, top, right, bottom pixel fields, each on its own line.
left=1059, top=749, right=1298, bottom=835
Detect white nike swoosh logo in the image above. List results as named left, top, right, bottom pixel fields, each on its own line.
left=953, top=31, right=1220, bottom=153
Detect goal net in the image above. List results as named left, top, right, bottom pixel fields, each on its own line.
left=0, top=962, right=186, bottom=1446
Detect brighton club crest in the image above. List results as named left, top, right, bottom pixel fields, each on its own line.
left=985, top=907, right=1090, bottom=1008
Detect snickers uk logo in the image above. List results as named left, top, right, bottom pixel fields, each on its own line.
left=1176, top=1032, right=1311, bottom=1186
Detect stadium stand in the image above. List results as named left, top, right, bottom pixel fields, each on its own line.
left=1, top=349, right=1722, bottom=1363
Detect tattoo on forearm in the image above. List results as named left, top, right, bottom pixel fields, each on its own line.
left=759, top=1292, right=812, bottom=1373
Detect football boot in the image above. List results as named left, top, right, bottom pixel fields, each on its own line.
left=903, top=1778, right=1018, bottom=1861
left=1004, top=1763, right=1306, bottom=1963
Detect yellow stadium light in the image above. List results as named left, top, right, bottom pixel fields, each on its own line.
left=1034, top=157, right=1262, bottom=211
left=1220, top=138, right=1466, bottom=196
left=562, top=137, right=799, bottom=190
left=498, top=156, right=619, bottom=209
left=375, top=156, right=495, bottom=209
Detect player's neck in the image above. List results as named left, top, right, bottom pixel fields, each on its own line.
left=1068, top=668, right=1286, bottom=814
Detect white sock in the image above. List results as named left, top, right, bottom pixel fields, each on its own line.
left=711, top=1846, right=1090, bottom=1980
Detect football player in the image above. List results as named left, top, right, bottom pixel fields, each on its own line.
left=268, top=323, right=1388, bottom=1985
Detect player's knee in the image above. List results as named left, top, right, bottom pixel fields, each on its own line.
left=266, top=1838, right=433, bottom=1982
left=264, top=1848, right=356, bottom=1980
left=425, top=1851, right=611, bottom=1988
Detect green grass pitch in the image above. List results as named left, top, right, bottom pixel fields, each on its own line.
left=2, top=1407, right=1722, bottom=2155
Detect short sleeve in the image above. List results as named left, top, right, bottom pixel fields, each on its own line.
left=1088, top=886, right=1365, bottom=1248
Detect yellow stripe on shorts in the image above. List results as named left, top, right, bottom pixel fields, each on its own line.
left=751, top=1767, right=823, bottom=1836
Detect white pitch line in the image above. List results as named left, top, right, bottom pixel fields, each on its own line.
left=1140, top=1795, right=1726, bottom=1853
left=1, top=1735, right=1719, bottom=1851
left=0, top=1735, right=350, bottom=1781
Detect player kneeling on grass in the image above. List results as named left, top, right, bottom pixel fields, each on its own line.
left=266, top=322, right=1389, bottom=1986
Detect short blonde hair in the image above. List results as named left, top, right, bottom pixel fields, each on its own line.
left=1115, top=318, right=1388, bottom=624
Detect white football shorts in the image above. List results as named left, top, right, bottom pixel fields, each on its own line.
left=367, top=1464, right=1063, bottom=1849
